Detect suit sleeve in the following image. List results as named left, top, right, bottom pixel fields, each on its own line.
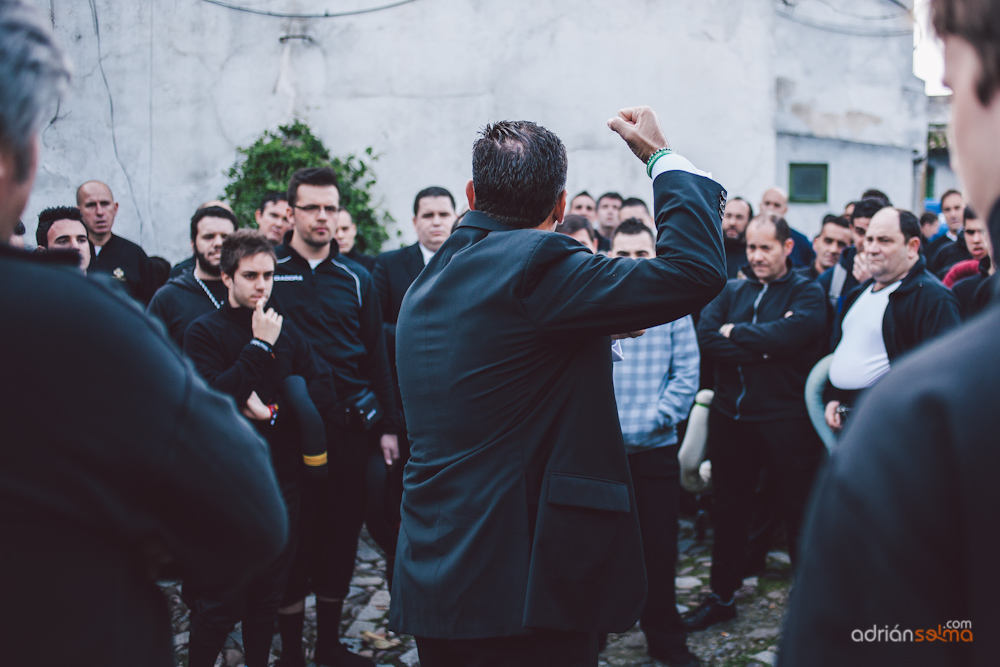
left=522, top=170, right=727, bottom=337
left=183, top=320, right=273, bottom=404
left=728, top=281, right=828, bottom=356
left=696, top=285, right=760, bottom=365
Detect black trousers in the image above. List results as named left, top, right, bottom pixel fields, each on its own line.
left=416, top=631, right=597, bottom=667
left=707, top=410, right=826, bottom=600
left=282, top=422, right=368, bottom=602
left=187, top=480, right=301, bottom=665
left=626, top=445, right=687, bottom=652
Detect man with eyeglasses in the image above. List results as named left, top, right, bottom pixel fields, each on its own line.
left=269, top=166, right=399, bottom=667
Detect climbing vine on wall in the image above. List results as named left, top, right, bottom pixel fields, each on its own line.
left=223, top=120, right=391, bottom=254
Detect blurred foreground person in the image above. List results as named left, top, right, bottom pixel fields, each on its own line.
left=780, top=0, right=1000, bottom=663
left=0, top=3, right=289, bottom=666
left=390, top=107, right=726, bottom=666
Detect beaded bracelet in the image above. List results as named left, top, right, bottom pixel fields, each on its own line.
left=646, top=147, right=674, bottom=178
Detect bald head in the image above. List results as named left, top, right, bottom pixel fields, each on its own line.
left=760, top=187, right=789, bottom=218
left=76, top=180, right=118, bottom=246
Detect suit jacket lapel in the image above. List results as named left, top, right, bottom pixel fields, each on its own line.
left=404, top=243, right=424, bottom=282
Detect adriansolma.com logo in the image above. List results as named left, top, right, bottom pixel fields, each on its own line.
left=851, top=621, right=973, bottom=643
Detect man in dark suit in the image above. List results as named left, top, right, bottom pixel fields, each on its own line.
left=370, top=186, right=456, bottom=575
left=388, top=107, right=727, bottom=667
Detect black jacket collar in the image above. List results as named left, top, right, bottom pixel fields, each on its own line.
left=857, top=256, right=930, bottom=297
left=276, top=237, right=340, bottom=267
left=740, top=259, right=796, bottom=286
left=458, top=211, right=523, bottom=234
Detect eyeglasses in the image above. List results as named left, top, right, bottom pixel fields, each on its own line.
left=294, top=204, right=340, bottom=216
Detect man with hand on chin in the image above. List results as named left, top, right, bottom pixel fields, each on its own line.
left=183, top=230, right=336, bottom=667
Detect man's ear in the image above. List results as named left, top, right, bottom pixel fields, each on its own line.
left=221, top=272, right=233, bottom=290
left=465, top=180, right=476, bottom=211
left=784, top=237, right=795, bottom=257
left=908, top=235, right=922, bottom=257
left=553, top=190, right=568, bottom=225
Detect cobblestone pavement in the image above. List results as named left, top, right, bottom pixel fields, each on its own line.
left=163, top=519, right=791, bottom=667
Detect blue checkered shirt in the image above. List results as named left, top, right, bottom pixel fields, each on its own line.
left=613, top=315, right=700, bottom=453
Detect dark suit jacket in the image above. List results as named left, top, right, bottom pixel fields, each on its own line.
left=373, top=242, right=425, bottom=386
left=388, top=170, right=727, bottom=639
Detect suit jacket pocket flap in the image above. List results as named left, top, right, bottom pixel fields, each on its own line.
left=547, top=474, right=630, bottom=512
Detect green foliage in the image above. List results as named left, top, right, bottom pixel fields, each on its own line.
left=223, top=120, right=391, bottom=254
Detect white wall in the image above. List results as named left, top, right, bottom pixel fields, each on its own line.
left=25, top=0, right=777, bottom=261
left=776, top=132, right=917, bottom=236
left=770, top=0, right=926, bottom=235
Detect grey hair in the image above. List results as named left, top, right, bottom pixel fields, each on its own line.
left=0, top=0, right=70, bottom=180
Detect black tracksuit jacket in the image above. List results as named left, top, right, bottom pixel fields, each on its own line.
left=698, top=263, right=828, bottom=422
left=184, top=304, right=338, bottom=482
left=830, top=256, right=961, bottom=363
left=90, top=233, right=156, bottom=305
left=147, top=270, right=228, bottom=348
left=270, top=241, right=400, bottom=433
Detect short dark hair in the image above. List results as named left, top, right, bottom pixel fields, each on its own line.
left=471, top=120, right=567, bottom=229
left=748, top=214, right=792, bottom=243
left=612, top=218, right=655, bottom=244
left=413, top=186, right=456, bottom=215
left=190, top=205, right=238, bottom=242
left=932, top=0, right=1000, bottom=105
left=287, top=167, right=339, bottom=208
left=258, top=191, right=287, bottom=213
left=36, top=206, right=83, bottom=247
left=220, top=229, right=276, bottom=277
left=13, top=220, right=25, bottom=236
left=964, top=205, right=978, bottom=221
left=820, top=214, right=850, bottom=231
left=851, top=197, right=887, bottom=223
left=861, top=189, right=891, bottom=206
left=620, top=197, right=649, bottom=212
left=730, top=196, right=754, bottom=220
left=596, top=192, right=623, bottom=206
left=940, top=188, right=963, bottom=206
left=557, top=214, right=595, bottom=241
left=920, top=211, right=941, bottom=227
left=571, top=190, right=594, bottom=203
left=896, top=209, right=922, bottom=243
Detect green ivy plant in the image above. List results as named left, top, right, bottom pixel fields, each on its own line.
left=223, top=120, right=391, bottom=255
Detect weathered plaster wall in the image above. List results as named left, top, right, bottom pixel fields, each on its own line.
left=771, top=0, right=926, bottom=234
left=25, top=0, right=776, bottom=260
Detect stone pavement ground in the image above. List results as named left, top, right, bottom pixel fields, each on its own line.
left=163, top=520, right=791, bottom=667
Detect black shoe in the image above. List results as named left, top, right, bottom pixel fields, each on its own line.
left=649, top=643, right=700, bottom=667
left=314, top=642, right=375, bottom=667
left=680, top=594, right=736, bottom=631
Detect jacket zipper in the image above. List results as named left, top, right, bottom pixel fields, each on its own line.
left=734, top=283, right=768, bottom=420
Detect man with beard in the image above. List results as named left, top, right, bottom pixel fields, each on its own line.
left=721, top=197, right=753, bottom=278
left=147, top=206, right=236, bottom=348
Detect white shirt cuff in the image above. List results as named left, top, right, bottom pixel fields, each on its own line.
left=611, top=339, right=624, bottom=362
left=650, top=152, right=712, bottom=181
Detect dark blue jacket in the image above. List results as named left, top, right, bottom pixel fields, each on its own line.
left=698, top=264, right=828, bottom=421
left=389, top=169, right=727, bottom=638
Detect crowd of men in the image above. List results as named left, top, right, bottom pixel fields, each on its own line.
left=4, top=0, right=999, bottom=665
